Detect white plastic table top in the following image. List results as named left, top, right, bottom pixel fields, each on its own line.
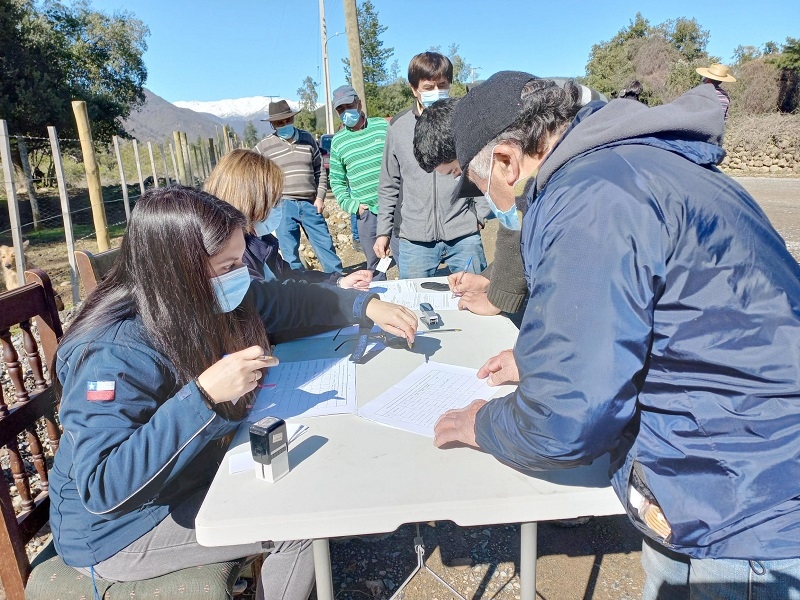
left=196, top=281, right=623, bottom=548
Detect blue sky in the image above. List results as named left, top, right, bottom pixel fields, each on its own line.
left=86, top=0, right=799, bottom=104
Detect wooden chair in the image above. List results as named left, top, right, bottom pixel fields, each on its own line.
left=0, top=269, right=251, bottom=599
left=74, top=247, right=120, bottom=297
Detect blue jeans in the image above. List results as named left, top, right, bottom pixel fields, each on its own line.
left=642, top=538, right=800, bottom=600
left=398, top=233, right=486, bottom=279
left=276, top=198, right=342, bottom=273
left=351, top=213, right=360, bottom=242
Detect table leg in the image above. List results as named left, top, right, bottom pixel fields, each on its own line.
left=312, top=538, right=335, bottom=600
left=520, top=522, right=537, bottom=600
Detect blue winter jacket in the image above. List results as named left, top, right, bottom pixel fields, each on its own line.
left=475, top=85, right=800, bottom=560
left=50, top=279, right=376, bottom=568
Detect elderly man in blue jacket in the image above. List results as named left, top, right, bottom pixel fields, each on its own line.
left=434, top=71, right=800, bottom=599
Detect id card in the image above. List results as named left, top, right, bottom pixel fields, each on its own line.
left=376, top=256, right=392, bottom=273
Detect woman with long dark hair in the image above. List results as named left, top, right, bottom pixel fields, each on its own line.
left=48, top=186, right=417, bottom=600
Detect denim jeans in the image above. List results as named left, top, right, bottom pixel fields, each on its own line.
left=642, top=537, right=800, bottom=600
left=357, top=210, right=399, bottom=281
left=276, top=198, right=342, bottom=273
left=351, top=213, right=360, bottom=242
left=398, top=233, right=486, bottom=279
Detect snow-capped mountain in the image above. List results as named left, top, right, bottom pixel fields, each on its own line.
left=173, top=97, right=301, bottom=119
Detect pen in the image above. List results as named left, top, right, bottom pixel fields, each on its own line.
left=453, top=257, right=473, bottom=297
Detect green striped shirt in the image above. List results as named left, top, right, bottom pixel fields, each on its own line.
left=329, top=118, right=388, bottom=215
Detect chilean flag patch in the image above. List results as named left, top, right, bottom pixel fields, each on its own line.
left=87, top=381, right=115, bottom=402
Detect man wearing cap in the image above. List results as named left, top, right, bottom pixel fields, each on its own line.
left=696, top=63, right=736, bottom=121
left=254, top=99, right=342, bottom=273
left=375, top=51, right=490, bottom=279
left=433, top=71, right=800, bottom=597
left=328, top=84, right=398, bottom=277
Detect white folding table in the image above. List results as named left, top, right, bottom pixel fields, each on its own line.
left=196, top=286, right=624, bottom=600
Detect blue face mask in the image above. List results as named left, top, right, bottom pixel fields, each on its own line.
left=253, top=200, right=284, bottom=237
left=210, top=266, right=251, bottom=313
left=276, top=124, right=295, bottom=139
left=484, top=149, right=521, bottom=231
left=341, top=109, right=361, bottom=128
left=419, top=88, right=450, bottom=108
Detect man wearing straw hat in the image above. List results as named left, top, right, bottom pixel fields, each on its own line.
left=255, top=99, right=343, bottom=273
left=696, top=63, right=737, bottom=121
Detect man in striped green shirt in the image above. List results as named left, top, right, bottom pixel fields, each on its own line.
left=329, top=85, right=398, bottom=276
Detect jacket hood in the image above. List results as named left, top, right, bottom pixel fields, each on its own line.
left=537, top=85, right=726, bottom=192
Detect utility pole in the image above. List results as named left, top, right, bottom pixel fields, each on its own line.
left=319, top=0, right=335, bottom=134
left=343, top=0, right=367, bottom=114
left=470, top=67, right=482, bottom=84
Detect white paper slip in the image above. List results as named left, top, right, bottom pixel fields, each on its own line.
left=359, top=361, right=495, bottom=437
left=229, top=423, right=309, bottom=474
left=369, top=280, right=459, bottom=311
left=248, top=357, right=357, bottom=420
left=375, top=256, right=393, bottom=273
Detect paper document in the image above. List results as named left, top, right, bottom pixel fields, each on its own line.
left=369, top=280, right=459, bottom=311
left=359, top=361, right=495, bottom=437
left=229, top=423, right=308, bottom=474
left=249, top=357, right=356, bottom=420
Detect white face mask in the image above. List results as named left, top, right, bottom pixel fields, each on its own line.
left=483, top=148, right=521, bottom=231
left=419, top=88, right=450, bottom=108
left=210, top=266, right=251, bottom=313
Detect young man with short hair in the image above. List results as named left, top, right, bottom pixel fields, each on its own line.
left=376, top=52, right=490, bottom=279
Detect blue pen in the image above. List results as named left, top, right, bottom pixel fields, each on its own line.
left=453, top=257, right=473, bottom=297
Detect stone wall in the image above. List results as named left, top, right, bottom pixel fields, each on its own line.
left=719, top=114, right=800, bottom=176
left=720, top=139, right=800, bottom=175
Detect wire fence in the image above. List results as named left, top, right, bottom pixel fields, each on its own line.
left=1, top=119, right=233, bottom=308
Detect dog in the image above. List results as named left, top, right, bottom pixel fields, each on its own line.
left=1, top=241, right=65, bottom=310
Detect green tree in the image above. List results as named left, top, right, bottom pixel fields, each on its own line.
left=243, top=120, right=259, bottom=147
left=0, top=0, right=147, bottom=204
left=295, top=75, right=319, bottom=133
left=767, top=37, right=800, bottom=113
left=585, top=13, right=715, bottom=104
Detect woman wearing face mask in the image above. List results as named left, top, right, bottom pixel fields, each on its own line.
left=204, top=149, right=372, bottom=290
left=48, top=187, right=418, bottom=600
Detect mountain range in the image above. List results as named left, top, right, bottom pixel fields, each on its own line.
left=122, top=89, right=323, bottom=144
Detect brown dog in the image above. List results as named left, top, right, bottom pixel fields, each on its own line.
left=1, top=241, right=64, bottom=310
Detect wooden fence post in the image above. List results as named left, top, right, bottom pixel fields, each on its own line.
left=180, top=132, right=194, bottom=186
left=132, top=139, right=145, bottom=196
left=0, top=120, right=26, bottom=286
left=172, top=132, right=186, bottom=185
left=147, top=142, right=159, bottom=188
left=208, top=138, right=217, bottom=169
left=16, top=137, right=41, bottom=230
left=169, top=142, right=181, bottom=185
left=112, top=135, right=131, bottom=221
left=48, top=126, right=80, bottom=305
left=160, top=143, right=170, bottom=185
left=71, top=100, right=110, bottom=251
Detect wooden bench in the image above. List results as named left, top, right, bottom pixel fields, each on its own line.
left=0, top=269, right=251, bottom=599
left=74, top=248, right=120, bottom=297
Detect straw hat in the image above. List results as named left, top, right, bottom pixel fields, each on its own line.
left=695, top=63, right=736, bottom=83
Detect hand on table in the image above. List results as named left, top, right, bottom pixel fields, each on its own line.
left=365, top=299, right=418, bottom=346
left=477, top=349, right=519, bottom=386
left=339, top=269, right=373, bottom=290
left=373, top=236, right=391, bottom=258
left=197, top=346, right=279, bottom=404
left=457, top=292, right=501, bottom=316
left=434, top=399, right=487, bottom=449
